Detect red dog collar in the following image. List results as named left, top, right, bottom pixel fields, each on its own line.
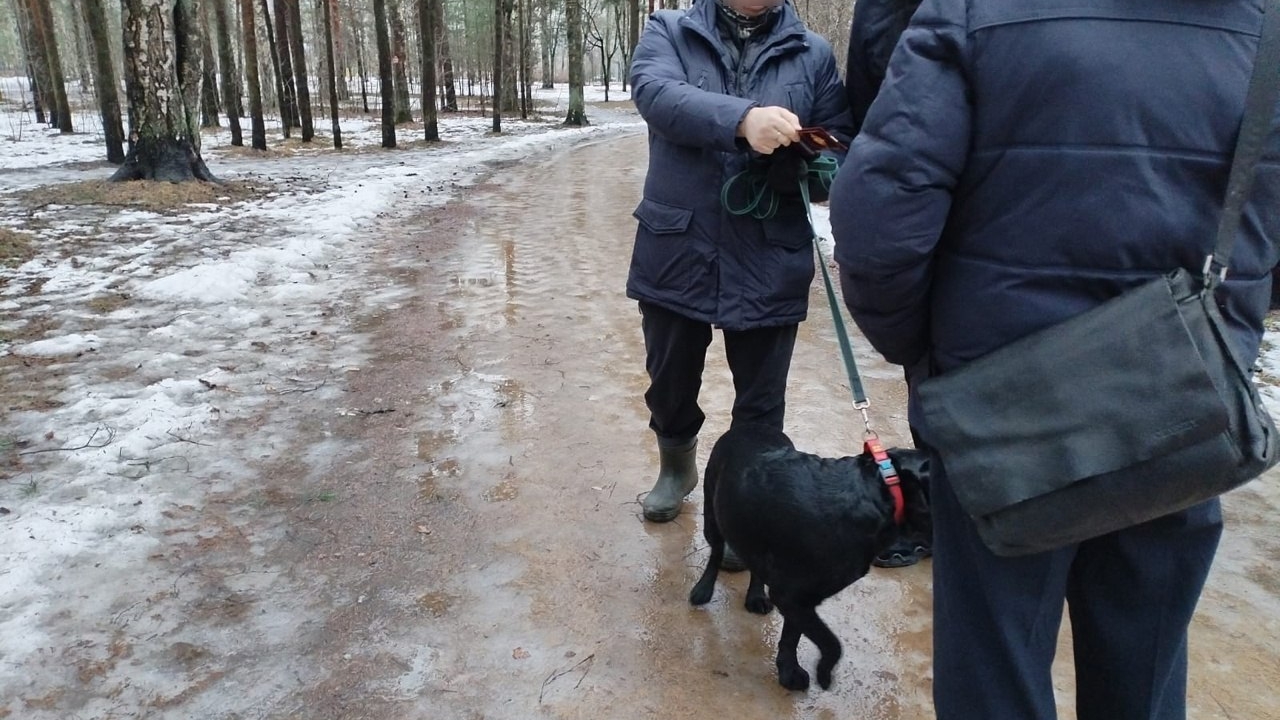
left=865, top=435, right=905, bottom=525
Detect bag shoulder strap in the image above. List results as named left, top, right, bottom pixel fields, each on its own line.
left=1210, top=0, right=1280, bottom=280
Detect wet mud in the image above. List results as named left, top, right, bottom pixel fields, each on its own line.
left=268, top=133, right=1278, bottom=719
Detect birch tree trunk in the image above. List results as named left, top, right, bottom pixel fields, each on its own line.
left=112, top=0, right=219, bottom=180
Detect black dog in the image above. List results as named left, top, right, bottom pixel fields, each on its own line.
left=689, top=422, right=931, bottom=691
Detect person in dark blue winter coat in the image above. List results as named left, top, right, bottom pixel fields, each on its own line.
left=627, top=0, right=852, bottom=531
left=829, top=0, right=1279, bottom=717
left=844, top=0, right=929, bottom=571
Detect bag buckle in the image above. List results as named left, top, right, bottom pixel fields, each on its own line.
left=1202, top=255, right=1229, bottom=285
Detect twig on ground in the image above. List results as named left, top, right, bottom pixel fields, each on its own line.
left=538, top=653, right=596, bottom=704
left=166, top=430, right=211, bottom=446
left=18, top=425, right=116, bottom=455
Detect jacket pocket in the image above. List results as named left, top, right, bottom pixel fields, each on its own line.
left=761, top=207, right=812, bottom=250
left=633, top=198, right=694, bottom=235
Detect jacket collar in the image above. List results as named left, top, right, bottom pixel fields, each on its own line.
left=682, top=0, right=807, bottom=53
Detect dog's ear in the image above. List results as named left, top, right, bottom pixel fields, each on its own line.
left=889, top=448, right=932, bottom=542
left=888, top=448, right=929, bottom=486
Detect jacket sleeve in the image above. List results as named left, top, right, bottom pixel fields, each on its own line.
left=828, top=0, right=971, bottom=367
left=630, top=12, right=756, bottom=153
left=806, top=40, right=856, bottom=153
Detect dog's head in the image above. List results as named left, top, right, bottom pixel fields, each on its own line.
left=886, top=448, right=932, bottom=544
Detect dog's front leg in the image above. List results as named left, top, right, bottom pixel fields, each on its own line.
left=774, top=612, right=809, bottom=691
left=744, top=573, right=772, bottom=614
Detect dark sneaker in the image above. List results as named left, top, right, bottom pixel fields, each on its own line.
left=872, top=536, right=932, bottom=569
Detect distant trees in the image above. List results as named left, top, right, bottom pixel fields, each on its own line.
left=0, top=0, right=726, bottom=163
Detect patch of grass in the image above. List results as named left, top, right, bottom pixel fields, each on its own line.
left=306, top=490, right=337, bottom=504
left=20, top=478, right=38, bottom=497
left=86, top=293, right=131, bottom=315
left=15, top=179, right=262, bottom=214
left=0, top=228, right=34, bottom=267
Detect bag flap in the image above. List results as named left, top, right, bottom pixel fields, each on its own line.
left=918, top=275, right=1232, bottom=517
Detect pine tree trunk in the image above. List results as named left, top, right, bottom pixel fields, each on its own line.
left=214, top=0, right=244, bottom=146
left=627, top=0, right=638, bottom=90
left=200, top=1, right=222, bottom=127
left=435, top=0, right=456, bottom=110
left=70, top=0, right=93, bottom=92
left=263, top=0, right=297, bottom=133
left=564, top=0, right=587, bottom=126
left=15, top=0, right=48, bottom=123
left=388, top=0, right=413, bottom=123
left=501, top=0, right=517, bottom=113
left=418, top=0, right=438, bottom=140
left=321, top=0, right=342, bottom=147
left=81, top=0, right=125, bottom=163
left=174, top=0, right=206, bottom=151
left=540, top=0, right=553, bottom=89
left=492, top=0, right=503, bottom=132
left=28, top=0, right=72, bottom=131
left=240, top=0, right=268, bottom=149
left=372, top=0, right=397, bottom=147
left=113, top=0, right=218, bottom=180
left=330, top=0, right=349, bottom=101
left=285, top=0, right=314, bottom=140
left=354, top=9, right=369, bottom=113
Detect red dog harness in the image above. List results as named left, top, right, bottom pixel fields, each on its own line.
left=864, top=434, right=905, bottom=525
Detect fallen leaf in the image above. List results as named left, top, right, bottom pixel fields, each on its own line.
left=512, top=647, right=530, bottom=660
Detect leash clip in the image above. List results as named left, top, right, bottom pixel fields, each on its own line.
left=853, top=400, right=872, bottom=436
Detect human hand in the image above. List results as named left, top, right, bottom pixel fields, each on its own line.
left=738, top=106, right=802, bottom=155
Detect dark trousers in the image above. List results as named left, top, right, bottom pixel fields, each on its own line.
left=640, top=301, right=798, bottom=446
left=931, top=455, right=1223, bottom=720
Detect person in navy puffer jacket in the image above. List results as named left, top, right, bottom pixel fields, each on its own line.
left=829, top=0, right=1279, bottom=717
left=627, top=0, right=853, bottom=537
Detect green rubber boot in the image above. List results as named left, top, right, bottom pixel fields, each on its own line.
left=642, top=438, right=698, bottom=522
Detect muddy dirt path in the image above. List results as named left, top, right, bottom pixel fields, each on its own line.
left=250, top=132, right=1278, bottom=719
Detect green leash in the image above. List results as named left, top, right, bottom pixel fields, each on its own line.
left=718, top=153, right=873, bottom=429
left=799, top=179, right=874, bottom=433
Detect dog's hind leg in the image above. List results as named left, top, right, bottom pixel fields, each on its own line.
left=773, top=608, right=810, bottom=691
left=689, top=481, right=723, bottom=606
left=744, top=573, right=772, bottom=614
left=793, top=606, right=842, bottom=690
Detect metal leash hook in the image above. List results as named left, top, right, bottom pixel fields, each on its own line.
left=854, top=399, right=874, bottom=438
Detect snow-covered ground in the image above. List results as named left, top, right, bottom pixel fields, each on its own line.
left=0, top=77, right=642, bottom=706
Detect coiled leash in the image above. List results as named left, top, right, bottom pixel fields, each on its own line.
left=720, top=155, right=838, bottom=220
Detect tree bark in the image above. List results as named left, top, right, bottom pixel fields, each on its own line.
left=418, top=0, right=438, bottom=140
left=388, top=0, right=413, bottom=123
left=435, top=0, right=456, bottom=110
left=321, top=0, right=342, bottom=147
left=353, top=7, right=370, bottom=113
left=69, top=0, right=93, bottom=92
left=213, top=0, right=244, bottom=146
left=81, top=0, right=126, bottom=163
left=492, top=0, right=503, bottom=132
left=564, top=0, right=587, bottom=126
left=200, top=1, right=222, bottom=127
left=263, top=0, right=296, bottom=134
left=113, top=0, right=218, bottom=180
left=240, top=0, right=268, bottom=149
left=15, top=0, right=49, bottom=124
left=501, top=0, right=517, bottom=113
left=372, top=0, right=397, bottom=147
left=285, top=0, right=314, bottom=141
left=539, top=0, right=553, bottom=89
left=29, top=0, right=72, bottom=131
